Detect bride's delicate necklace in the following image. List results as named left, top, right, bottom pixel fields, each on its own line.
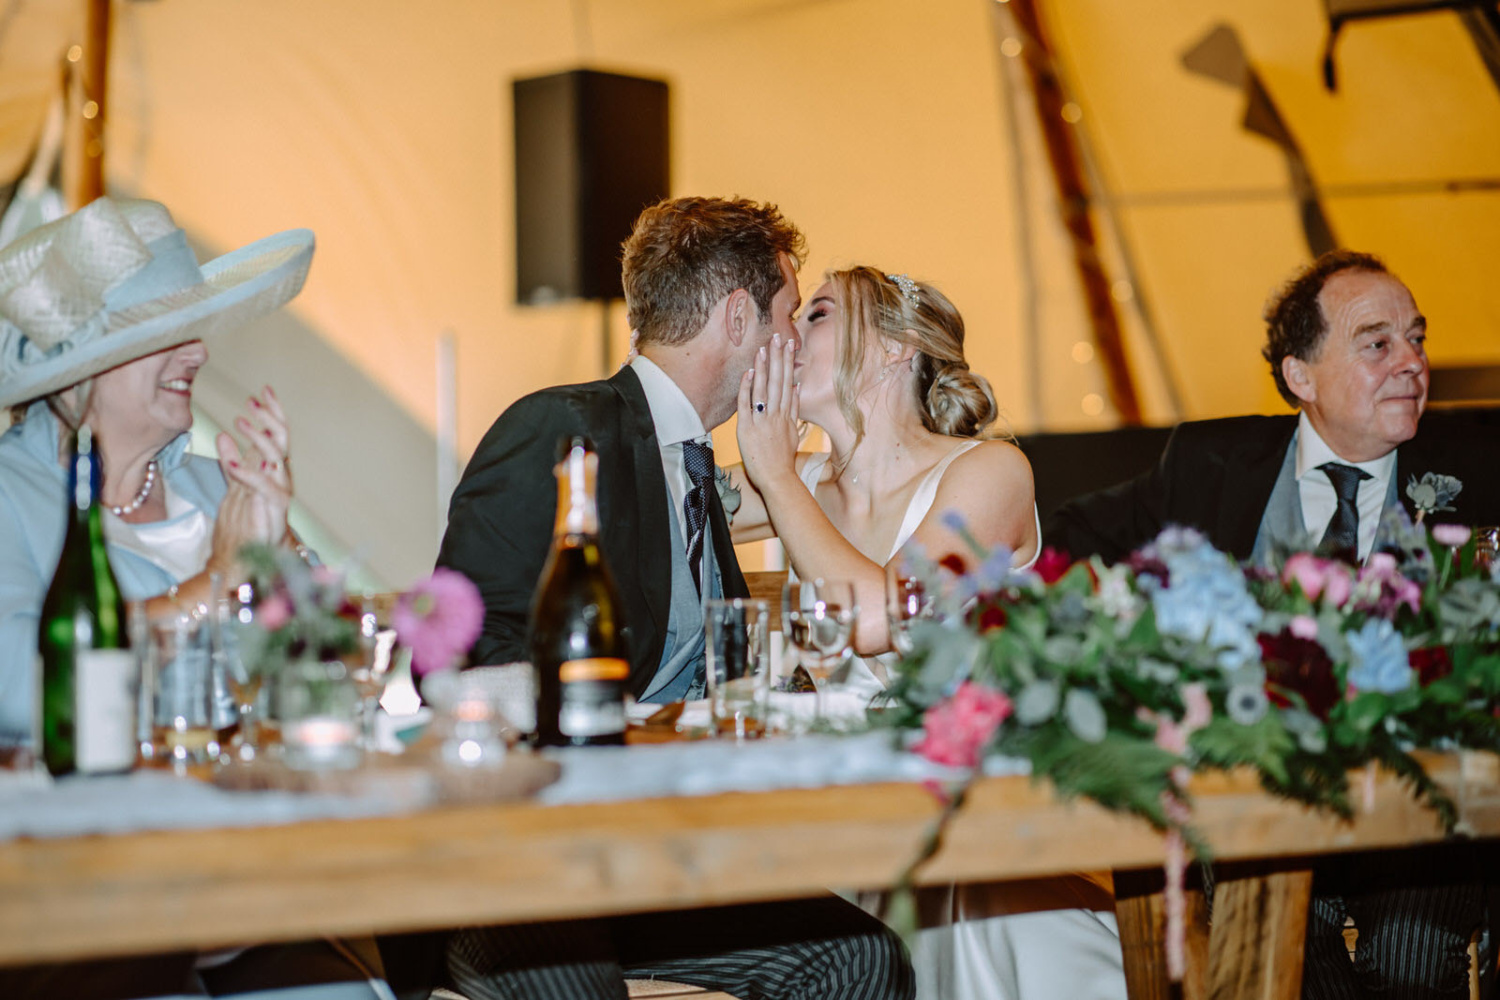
left=108, top=460, right=158, bottom=516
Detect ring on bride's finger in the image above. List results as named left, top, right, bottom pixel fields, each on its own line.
left=754, top=401, right=766, bottom=413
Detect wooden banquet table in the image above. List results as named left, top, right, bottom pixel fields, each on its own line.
left=2, top=750, right=1499, bottom=1000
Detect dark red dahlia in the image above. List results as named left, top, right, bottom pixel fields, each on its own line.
left=1259, top=629, right=1339, bottom=721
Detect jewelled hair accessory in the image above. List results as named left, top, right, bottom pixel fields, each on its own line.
left=887, top=272, right=921, bottom=308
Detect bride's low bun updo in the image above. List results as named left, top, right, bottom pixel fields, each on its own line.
left=826, top=265, right=1002, bottom=444
left=919, top=360, right=997, bottom=438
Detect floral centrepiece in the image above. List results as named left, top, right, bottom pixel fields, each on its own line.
left=236, top=544, right=362, bottom=675
left=880, top=507, right=1500, bottom=976
left=237, top=546, right=485, bottom=680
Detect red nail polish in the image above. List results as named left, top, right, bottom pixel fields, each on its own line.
left=260, top=460, right=267, bottom=470
left=228, top=459, right=239, bottom=468
left=263, top=428, right=274, bottom=438
left=249, top=397, right=262, bottom=408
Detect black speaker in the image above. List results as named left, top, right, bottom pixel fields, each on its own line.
left=513, top=69, right=670, bottom=304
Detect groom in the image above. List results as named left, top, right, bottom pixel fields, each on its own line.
left=439, top=195, right=800, bottom=699
left=1047, top=249, right=1500, bottom=998
left=426, top=196, right=914, bottom=1000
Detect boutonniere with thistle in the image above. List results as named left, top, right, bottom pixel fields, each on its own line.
left=1406, top=473, right=1462, bottom=524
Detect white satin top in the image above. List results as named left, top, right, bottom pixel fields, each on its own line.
left=796, top=440, right=1042, bottom=701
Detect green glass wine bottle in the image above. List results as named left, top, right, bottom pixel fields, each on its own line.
left=38, top=424, right=134, bottom=777
left=530, top=436, right=629, bottom=747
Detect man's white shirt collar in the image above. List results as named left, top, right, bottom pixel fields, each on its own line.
left=630, top=354, right=708, bottom=447
left=1294, top=411, right=1396, bottom=484
left=1293, top=411, right=1396, bottom=560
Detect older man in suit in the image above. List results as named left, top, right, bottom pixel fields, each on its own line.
left=1048, top=249, right=1498, bottom=999
left=427, top=196, right=915, bottom=1000
left=1048, top=251, right=1499, bottom=564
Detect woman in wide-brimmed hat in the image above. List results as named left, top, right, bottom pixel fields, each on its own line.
left=0, top=202, right=413, bottom=998
left=0, top=196, right=314, bottom=747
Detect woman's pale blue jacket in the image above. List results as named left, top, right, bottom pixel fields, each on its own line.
left=0, top=402, right=226, bottom=743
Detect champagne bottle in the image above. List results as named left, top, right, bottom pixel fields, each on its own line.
left=38, top=425, right=135, bottom=777
left=530, top=436, right=628, bottom=747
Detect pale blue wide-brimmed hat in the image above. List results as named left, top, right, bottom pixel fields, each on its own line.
left=0, top=196, right=314, bottom=408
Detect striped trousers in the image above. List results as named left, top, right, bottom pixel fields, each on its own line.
left=446, top=895, right=915, bottom=1000
left=1300, top=847, right=1490, bottom=1000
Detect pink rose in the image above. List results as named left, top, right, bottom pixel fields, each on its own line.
left=1283, top=553, right=1353, bottom=608
left=1289, top=614, right=1319, bottom=640
left=1321, top=564, right=1353, bottom=608
left=257, top=594, right=292, bottom=630
left=1283, top=553, right=1329, bottom=601
left=911, top=682, right=1013, bottom=768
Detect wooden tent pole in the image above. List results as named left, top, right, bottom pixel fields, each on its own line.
left=1007, top=0, right=1142, bottom=425
left=62, top=0, right=110, bottom=210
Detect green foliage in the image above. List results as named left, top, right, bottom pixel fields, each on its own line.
left=234, top=542, right=359, bottom=677
left=883, top=518, right=1500, bottom=865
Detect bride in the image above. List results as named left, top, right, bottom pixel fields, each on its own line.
left=728, top=266, right=1125, bottom=1000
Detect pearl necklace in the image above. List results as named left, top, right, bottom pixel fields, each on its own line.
left=108, top=460, right=158, bottom=516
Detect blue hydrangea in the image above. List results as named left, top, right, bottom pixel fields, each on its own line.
left=1140, top=528, right=1262, bottom=670
left=1345, top=618, right=1412, bottom=694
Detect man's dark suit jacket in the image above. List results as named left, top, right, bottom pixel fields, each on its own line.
left=1045, top=410, right=1500, bottom=564
left=436, top=365, right=748, bottom=695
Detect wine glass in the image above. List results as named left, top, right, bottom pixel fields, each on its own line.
left=350, top=595, right=397, bottom=752
left=886, top=565, right=938, bottom=657
left=782, top=578, right=856, bottom=721
left=215, top=587, right=264, bottom=763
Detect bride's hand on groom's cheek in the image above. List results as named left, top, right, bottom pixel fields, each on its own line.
left=736, top=337, right=800, bottom=485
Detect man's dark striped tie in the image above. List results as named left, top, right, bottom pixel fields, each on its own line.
left=682, top=439, right=714, bottom=593
left=1319, top=461, right=1372, bottom=556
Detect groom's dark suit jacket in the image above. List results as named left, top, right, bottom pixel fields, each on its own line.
left=1045, top=410, right=1500, bottom=564
left=436, top=365, right=747, bottom=693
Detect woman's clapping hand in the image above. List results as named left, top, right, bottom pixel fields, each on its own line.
left=210, top=386, right=295, bottom=571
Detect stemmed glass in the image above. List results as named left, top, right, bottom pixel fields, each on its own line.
left=782, top=578, right=857, bottom=721
left=349, top=596, right=397, bottom=752
left=215, top=586, right=264, bottom=763
left=886, top=564, right=938, bottom=657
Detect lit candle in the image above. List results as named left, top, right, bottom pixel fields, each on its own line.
left=284, top=715, right=357, bottom=753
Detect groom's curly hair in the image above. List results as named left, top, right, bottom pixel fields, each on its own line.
left=1262, top=249, right=1389, bottom=408
left=622, top=197, right=805, bottom=347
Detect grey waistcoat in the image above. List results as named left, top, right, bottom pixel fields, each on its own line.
left=637, top=492, right=720, bottom=703
left=1252, top=434, right=1402, bottom=566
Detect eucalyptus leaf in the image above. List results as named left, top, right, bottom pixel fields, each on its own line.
left=1064, top=688, right=1108, bottom=743
left=1015, top=680, right=1060, bottom=726
left=909, top=625, right=984, bottom=702
left=1042, top=635, right=1086, bottom=667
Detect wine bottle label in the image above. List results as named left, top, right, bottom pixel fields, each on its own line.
left=558, top=657, right=629, bottom=683
left=558, top=657, right=628, bottom=737
left=75, top=649, right=137, bottom=774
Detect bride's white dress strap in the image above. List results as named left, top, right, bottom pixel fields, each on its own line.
left=887, top=439, right=984, bottom=561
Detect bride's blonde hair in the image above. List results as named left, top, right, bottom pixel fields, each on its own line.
left=826, top=266, right=999, bottom=446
